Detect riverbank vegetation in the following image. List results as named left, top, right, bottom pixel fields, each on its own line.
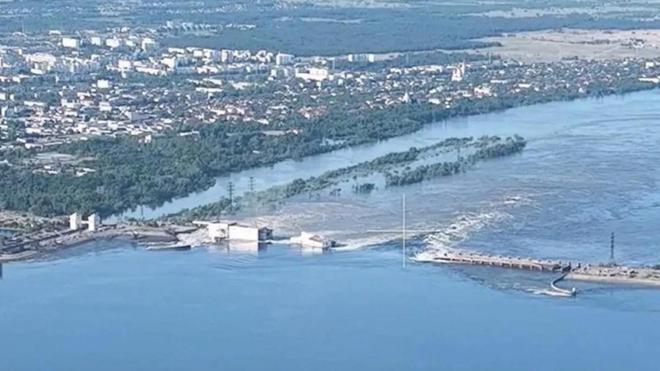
left=169, top=135, right=526, bottom=221
left=385, top=136, right=526, bottom=186
left=0, top=78, right=653, bottom=218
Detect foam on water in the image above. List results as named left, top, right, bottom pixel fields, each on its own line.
left=331, top=236, right=391, bottom=251
left=422, top=194, right=532, bottom=254
left=529, top=288, right=574, bottom=298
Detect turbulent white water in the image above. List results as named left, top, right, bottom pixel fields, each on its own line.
left=112, top=90, right=658, bottom=222
left=225, top=90, right=660, bottom=274
left=5, top=91, right=660, bottom=371
left=112, top=89, right=660, bottom=271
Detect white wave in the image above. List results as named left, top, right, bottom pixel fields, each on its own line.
left=424, top=210, right=511, bottom=250
left=529, top=288, right=575, bottom=298
left=501, top=194, right=533, bottom=206
left=328, top=231, right=398, bottom=251
left=420, top=193, right=533, bottom=255
left=238, top=194, right=535, bottom=254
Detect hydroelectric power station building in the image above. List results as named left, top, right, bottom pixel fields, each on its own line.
left=194, top=221, right=273, bottom=242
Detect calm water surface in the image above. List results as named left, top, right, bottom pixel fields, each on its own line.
left=1, top=243, right=660, bottom=371
left=3, top=91, right=660, bottom=370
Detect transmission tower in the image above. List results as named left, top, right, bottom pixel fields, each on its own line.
left=248, top=176, right=255, bottom=194
left=227, top=181, right=235, bottom=211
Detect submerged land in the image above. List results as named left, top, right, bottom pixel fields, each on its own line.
left=2, top=0, right=660, bottom=296
left=3, top=129, right=660, bottom=294
left=2, top=1, right=660, bottom=218
left=4, top=3, right=660, bottom=371
left=168, top=135, right=527, bottom=220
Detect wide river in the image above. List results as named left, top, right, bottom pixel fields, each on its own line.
left=3, top=90, right=660, bottom=370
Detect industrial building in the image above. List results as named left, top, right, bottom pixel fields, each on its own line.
left=69, top=212, right=101, bottom=232
left=195, top=221, right=273, bottom=242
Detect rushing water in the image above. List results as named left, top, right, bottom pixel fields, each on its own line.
left=109, top=90, right=659, bottom=221
left=223, top=90, right=660, bottom=265
left=3, top=90, right=660, bottom=370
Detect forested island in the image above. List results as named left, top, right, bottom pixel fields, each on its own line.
left=168, top=135, right=526, bottom=221
left=385, top=135, right=526, bottom=186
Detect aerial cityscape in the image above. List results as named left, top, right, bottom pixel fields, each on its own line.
left=2, top=1, right=660, bottom=370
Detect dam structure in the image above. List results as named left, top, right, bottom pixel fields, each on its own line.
left=414, top=249, right=574, bottom=273
left=413, top=248, right=660, bottom=296
left=413, top=249, right=579, bottom=296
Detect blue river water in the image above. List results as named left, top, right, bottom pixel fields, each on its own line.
left=3, top=91, right=660, bottom=370
left=1, top=244, right=660, bottom=371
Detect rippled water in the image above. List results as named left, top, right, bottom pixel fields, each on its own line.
left=238, top=90, right=660, bottom=266
left=1, top=243, right=660, bottom=371
left=112, top=90, right=660, bottom=221
left=3, top=91, right=660, bottom=370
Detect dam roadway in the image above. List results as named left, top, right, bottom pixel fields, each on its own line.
left=413, top=249, right=578, bottom=296
left=413, top=249, right=660, bottom=295
left=413, top=249, right=574, bottom=272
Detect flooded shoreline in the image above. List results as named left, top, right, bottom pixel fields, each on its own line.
left=110, top=89, right=660, bottom=222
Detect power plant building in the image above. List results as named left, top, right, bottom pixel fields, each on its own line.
left=198, top=222, right=273, bottom=242
left=69, top=212, right=101, bottom=232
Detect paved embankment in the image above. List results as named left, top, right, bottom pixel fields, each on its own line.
left=0, top=224, right=192, bottom=262
left=568, top=266, right=660, bottom=287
